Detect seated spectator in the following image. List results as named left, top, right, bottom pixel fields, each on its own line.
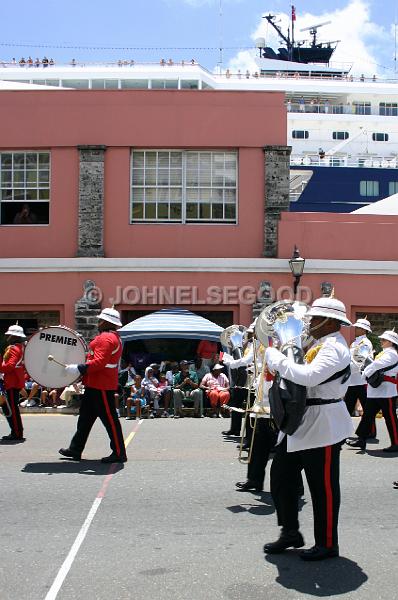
left=40, top=387, right=58, bottom=407
left=165, top=361, right=179, bottom=385
left=125, top=374, right=148, bottom=420
left=59, top=383, right=84, bottom=408
left=13, top=203, right=38, bottom=225
left=193, top=357, right=210, bottom=382
left=19, top=378, right=41, bottom=407
left=196, top=339, right=218, bottom=368
left=157, top=373, right=172, bottom=417
left=141, top=366, right=160, bottom=417
left=200, top=364, right=230, bottom=417
left=173, top=360, right=202, bottom=418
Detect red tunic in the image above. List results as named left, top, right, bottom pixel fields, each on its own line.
left=0, top=343, right=26, bottom=390
left=83, top=331, right=122, bottom=391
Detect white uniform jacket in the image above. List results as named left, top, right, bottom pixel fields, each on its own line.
left=363, top=347, right=398, bottom=399
left=265, top=332, right=353, bottom=452
left=348, top=335, right=373, bottom=386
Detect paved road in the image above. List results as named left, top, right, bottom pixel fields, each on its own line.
left=0, top=414, right=397, bottom=600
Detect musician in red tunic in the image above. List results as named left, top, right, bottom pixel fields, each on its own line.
left=59, top=308, right=127, bottom=463
left=0, top=324, right=26, bottom=441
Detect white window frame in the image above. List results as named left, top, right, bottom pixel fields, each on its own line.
left=130, top=150, right=238, bottom=224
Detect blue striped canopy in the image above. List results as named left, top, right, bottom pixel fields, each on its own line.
left=118, top=307, right=223, bottom=342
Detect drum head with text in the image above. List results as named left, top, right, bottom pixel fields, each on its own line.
left=24, top=326, right=87, bottom=388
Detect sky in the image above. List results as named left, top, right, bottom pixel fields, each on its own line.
left=1, top=0, right=397, bottom=76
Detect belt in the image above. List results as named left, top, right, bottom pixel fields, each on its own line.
left=306, top=398, right=342, bottom=406
left=105, top=364, right=118, bottom=369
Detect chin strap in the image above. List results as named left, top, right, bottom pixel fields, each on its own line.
left=309, top=317, right=330, bottom=335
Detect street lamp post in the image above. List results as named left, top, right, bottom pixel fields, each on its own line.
left=289, top=245, right=305, bottom=298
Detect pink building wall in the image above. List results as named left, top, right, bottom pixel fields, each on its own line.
left=278, top=212, right=398, bottom=260
left=0, top=89, right=285, bottom=259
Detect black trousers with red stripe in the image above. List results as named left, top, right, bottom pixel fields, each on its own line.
left=356, top=396, right=398, bottom=445
left=271, top=436, right=341, bottom=549
left=5, top=388, right=24, bottom=438
left=69, top=387, right=126, bottom=459
left=345, top=384, right=376, bottom=437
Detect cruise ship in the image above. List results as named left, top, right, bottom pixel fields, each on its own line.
left=1, top=22, right=398, bottom=213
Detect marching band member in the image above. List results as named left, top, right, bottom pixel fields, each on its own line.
left=221, top=323, right=256, bottom=437
left=59, top=307, right=127, bottom=463
left=0, top=324, right=27, bottom=441
left=347, top=330, right=398, bottom=452
left=235, top=347, right=277, bottom=492
left=344, top=318, right=376, bottom=438
left=263, top=296, right=353, bottom=561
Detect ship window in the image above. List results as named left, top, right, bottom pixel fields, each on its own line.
left=292, top=130, right=309, bottom=139
left=332, top=131, right=349, bottom=140
left=131, top=150, right=237, bottom=224
left=181, top=80, right=199, bottom=89
left=360, top=180, right=379, bottom=197
left=379, top=103, right=398, bottom=116
left=32, top=79, right=60, bottom=86
left=0, top=151, right=50, bottom=225
left=353, top=102, right=371, bottom=115
left=61, top=79, right=89, bottom=89
left=151, top=79, right=178, bottom=89
left=120, top=79, right=149, bottom=89
left=389, top=182, right=398, bottom=195
left=372, top=133, right=389, bottom=142
left=91, top=79, right=119, bottom=89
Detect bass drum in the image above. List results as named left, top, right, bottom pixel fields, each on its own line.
left=24, top=326, right=87, bottom=389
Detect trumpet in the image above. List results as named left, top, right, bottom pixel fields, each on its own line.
left=351, top=342, right=373, bottom=370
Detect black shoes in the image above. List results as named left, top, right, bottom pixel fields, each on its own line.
left=263, top=530, right=305, bottom=554
left=2, top=433, right=25, bottom=441
left=101, top=453, right=127, bottom=464
left=346, top=438, right=366, bottom=450
left=236, top=480, right=263, bottom=492
left=59, top=448, right=81, bottom=461
left=222, top=430, right=240, bottom=436
left=382, top=445, right=398, bottom=453
left=299, top=545, right=339, bottom=561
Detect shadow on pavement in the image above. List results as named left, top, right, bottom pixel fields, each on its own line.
left=264, top=552, right=368, bottom=596
left=21, top=461, right=124, bottom=475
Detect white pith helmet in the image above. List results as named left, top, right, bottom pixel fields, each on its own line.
left=306, top=296, right=352, bottom=326
left=5, top=323, right=26, bottom=338
left=353, top=318, right=372, bottom=333
left=379, top=330, right=398, bottom=346
left=98, top=307, right=122, bottom=327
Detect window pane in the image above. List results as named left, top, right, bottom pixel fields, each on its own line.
left=62, top=79, right=89, bottom=89
left=145, top=169, right=156, bottom=185
left=170, top=203, right=182, bottom=219
left=1, top=171, right=12, bottom=187
left=14, top=154, right=25, bottom=170
left=157, top=204, right=169, bottom=219
left=186, top=203, right=198, bottom=219
left=26, top=189, right=38, bottom=201
left=180, top=80, right=199, bottom=89
left=132, top=203, right=143, bottom=219
left=26, top=171, right=37, bottom=187
left=212, top=204, right=223, bottom=219
left=145, top=153, right=157, bottom=169
left=199, top=203, right=211, bottom=219
left=132, top=188, right=145, bottom=202
left=26, top=153, right=38, bottom=168
left=144, top=203, right=156, bottom=219
left=225, top=204, right=236, bottom=220
left=1, top=154, right=12, bottom=169
left=38, top=189, right=49, bottom=200
left=132, top=169, right=144, bottom=185
left=157, top=169, right=169, bottom=185
left=121, top=79, right=148, bottom=89
left=104, top=79, right=118, bottom=89
left=39, top=153, right=50, bottom=167
left=13, top=171, right=24, bottom=186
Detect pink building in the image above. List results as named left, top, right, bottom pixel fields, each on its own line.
left=0, top=88, right=396, bottom=346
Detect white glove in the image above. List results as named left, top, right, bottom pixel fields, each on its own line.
left=265, top=347, right=285, bottom=372
left=64, top=364, right=80, bottom=377
left=221, top=352, right=233, bottom=365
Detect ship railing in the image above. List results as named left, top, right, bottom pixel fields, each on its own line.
left=290, top=155, right=398, bottom=168
left=287, top=102, right=398, bottom=116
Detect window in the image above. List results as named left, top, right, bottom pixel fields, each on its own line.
left=353, top=102, right=371, bottom=115
left=292, top=130, right=309, bottom=139
left=91, top=79, right=118, bottom=89
left=389, top=181, right=398, bottom=195
left=332, top=131, right=349, bottom=140
left=61, top=79, right=89, bottom=89
left=0, top=152, right=50, bottom=225
left=120, top=79, right=148, bottom=89
left=151, top=79, right=178, bottom=89
left=360, top=180, right=379, bottom=197
left=181, top=80, right=199, bottom=89
left=379, top=102, right=398, bottom=116
left=372, top=132, right=389, bottom=142
left=131, top=150, right=237, bottom=223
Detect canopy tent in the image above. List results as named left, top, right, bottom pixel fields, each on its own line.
left=118, top=307, right=223, bottom=342
left=351, top=193, right=398, bottom=215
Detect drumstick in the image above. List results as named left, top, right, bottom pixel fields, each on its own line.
left=48, top=354, right=68, bottom=368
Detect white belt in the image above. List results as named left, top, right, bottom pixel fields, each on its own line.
left=105, top=364, right=118, bottom=369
